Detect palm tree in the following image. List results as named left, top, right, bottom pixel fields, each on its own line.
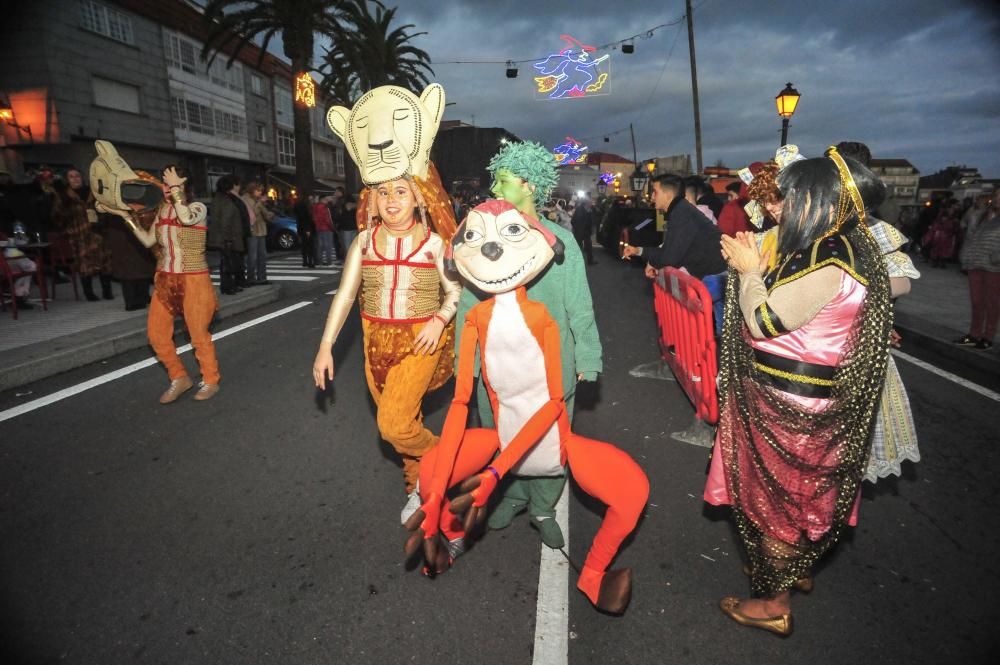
left=202, top=0, right=349, bottom=197
left=319, top=0, right=434, bottom=105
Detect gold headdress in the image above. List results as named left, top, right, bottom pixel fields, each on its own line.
left=826, top=145, right=867, bottom=232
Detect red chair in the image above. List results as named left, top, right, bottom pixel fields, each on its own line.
left=0, top=250, right=49, bottom=319
left=46, top=232, right=80, bottom=300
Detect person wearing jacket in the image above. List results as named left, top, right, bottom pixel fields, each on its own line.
left=295, top=195, right=316, bottom=268
left=208, top=175, right=248, bottom=295
left=957, top=195, right=1000, bottom=350
left=622, top=173, right=726, bottom=279
left=242, top=181, right=274, bottom=285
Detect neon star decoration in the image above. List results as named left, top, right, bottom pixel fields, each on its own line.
left=533, top=35, right=611, bottom=100
left=553, top=136, right=589, bottom=165
left=295, top=72, right=316, bottom=108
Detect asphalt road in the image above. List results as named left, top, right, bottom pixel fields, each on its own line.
left=0, top=250, right=997, bottom=664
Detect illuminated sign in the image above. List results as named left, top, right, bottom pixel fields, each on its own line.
left=295, top=72, right=316, bottom=108
left=553, top=136, right=589, bottom=165
left=599, top=172, right=615, bottom=184
left=533, top=35, right=611, bottom=100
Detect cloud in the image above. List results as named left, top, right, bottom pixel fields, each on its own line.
left=385, top=0, right=1000, bottom=176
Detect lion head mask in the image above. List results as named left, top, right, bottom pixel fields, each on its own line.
left=326, top=84, right=445, bottom=185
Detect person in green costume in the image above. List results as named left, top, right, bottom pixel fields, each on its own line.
left=454, top=141, right=602, bottom=548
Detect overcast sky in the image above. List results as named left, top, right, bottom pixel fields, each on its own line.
left=380, top=0, right=1000, bottom=177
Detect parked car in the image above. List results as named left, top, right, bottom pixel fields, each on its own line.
left=267, top=215, right=298, bottom=250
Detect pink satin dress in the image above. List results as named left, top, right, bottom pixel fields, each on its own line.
left=705, top=269, right=866, bottom=543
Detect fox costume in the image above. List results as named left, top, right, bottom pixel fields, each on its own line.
left=404, top=200, right=648, bottom=614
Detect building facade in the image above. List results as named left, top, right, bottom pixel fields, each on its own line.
left=870, top=158, right=920, bottom=226
left=0, top=0, right=347, bottom=199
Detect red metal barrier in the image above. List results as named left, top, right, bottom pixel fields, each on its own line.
left=653, top=267, right=719, bottom=425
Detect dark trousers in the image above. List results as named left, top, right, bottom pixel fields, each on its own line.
left=574, top=226, right=594, bottom=262
left=300, top=232, right=316, bottom=267
left=219, top=248, right=245, bottom=293
left=120, top=278, right=152, bottom=311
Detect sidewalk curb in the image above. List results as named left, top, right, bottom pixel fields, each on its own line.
left=894, top=311, right=1000, bottom=376
left=0, top=285, right=282, bottom=392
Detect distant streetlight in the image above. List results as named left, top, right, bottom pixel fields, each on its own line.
left=505, top=61, right=518, bottom=79
left=630, top=167, right=649, bottom=196
left=596, top=179, right=608, bottom=196
left=775, top=82, right=800, bottom=146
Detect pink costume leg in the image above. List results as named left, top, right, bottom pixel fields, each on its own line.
left=419, top=428, right=499, bottom=541
left=565, top=434, right=649, bottom=604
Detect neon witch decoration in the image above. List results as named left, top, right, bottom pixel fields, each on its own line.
left=553, top=136, right=589, bottom=165
left=295, top=72, right=316, bottom=108
left=599, top=172, right=615, bottom=184
left=533, top=35, right=611, bottom=100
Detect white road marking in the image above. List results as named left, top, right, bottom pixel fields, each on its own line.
left=532, top=489, right=569, bottom=665
left=326, top=289, right=339, bottom=296
left=0, top=301, right=313, bottom=423
left=892, top=349, right=1000, bottom=402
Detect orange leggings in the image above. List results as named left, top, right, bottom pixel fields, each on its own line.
left=419, top=428, right=649, bottom=575
left=147, top=272, right=220, bottom=384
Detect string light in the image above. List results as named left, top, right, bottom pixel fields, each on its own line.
left=295, top=72, right=316, bottom=108
left=533, top=35, right=611, bottom=100
left=553, top=136, right=589, bottom=165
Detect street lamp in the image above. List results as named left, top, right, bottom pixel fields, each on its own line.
left=596, top=179, right=608, bottom=196
left=630, top=167, right=649, bottom=197
left=775, top=82, right=800, bottom=146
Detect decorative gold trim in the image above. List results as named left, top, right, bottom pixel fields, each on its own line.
left=768, top=257, right=868, bottom=292
left=754, top=362, right=837, bottom=387
left=759, top=303, right=780, bottom=337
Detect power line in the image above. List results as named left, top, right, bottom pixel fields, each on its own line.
left=430, top=17, right=686, bottom=66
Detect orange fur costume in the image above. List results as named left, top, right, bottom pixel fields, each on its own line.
left=405, top=200, right=649, bottom=614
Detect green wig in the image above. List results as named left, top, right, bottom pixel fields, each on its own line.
left=487, top=141, right=559, bottom=209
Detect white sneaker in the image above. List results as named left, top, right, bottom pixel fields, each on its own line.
left=400, top=490, right=421, bottom=525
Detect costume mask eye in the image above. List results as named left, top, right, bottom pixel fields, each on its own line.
left=463, top=229, right=484, bottom=244
left=500, top=223, right=528, bottom=240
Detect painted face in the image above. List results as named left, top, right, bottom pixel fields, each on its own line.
left=651, top=181, right=674, bottom=212
left=453, top=203, right=555, bottom=294
left=375, top=178, right=416, bottom=229
left=491, top=169, right=533, bottom=211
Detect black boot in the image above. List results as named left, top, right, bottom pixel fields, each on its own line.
left=100, top=274, right=114, bottom=300
left=81, top=276, right=100, bottom=302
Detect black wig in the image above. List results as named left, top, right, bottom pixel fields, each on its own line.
left=774, top=156, right=885, bottom=257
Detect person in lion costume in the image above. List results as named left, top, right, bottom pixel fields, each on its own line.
left=313, top=84, right=460, bottom=522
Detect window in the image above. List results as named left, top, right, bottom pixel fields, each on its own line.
left=79, top=0, right=134, bottom=45
left=277, top=128, right=296, bottom=168
left=275, top=87, right=293, bottom=128
left=164, top=32, right=198, bottom=74
left=92, top=77, right=140, bottom=113
left=335, top=148, right=345, bottom=176
left=171, top=95, right=246, bottom=140
left=251, top=74, right=264, bottom=96
left=255, top=123, right=267, bottom=143
left=208, top=58, right=244, bottom=93
left=315, top=143, right=334, bottom=177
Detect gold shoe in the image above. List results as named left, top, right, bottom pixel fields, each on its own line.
left=159, top=376, right=193, bottom=404
left=719, top=596, right=792, bottom=637
left=742, top=564, right=813, bottom=593
left=192, top=382, right=219, bottom=401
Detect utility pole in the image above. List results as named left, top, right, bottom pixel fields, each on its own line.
left=685, top=0, right=703, bottom=175
left=630, top=122, right=638, bottom=166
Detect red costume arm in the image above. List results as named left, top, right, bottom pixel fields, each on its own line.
left=418, top=306, right=480, bottom=535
